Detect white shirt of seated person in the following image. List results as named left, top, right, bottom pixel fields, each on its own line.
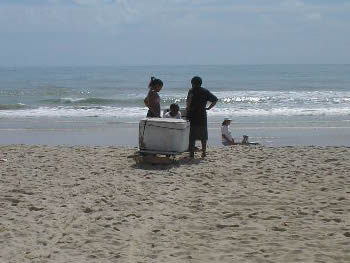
left=164, top=111, right=182, bottom=119
left=221, top=125, right=233, bottom=143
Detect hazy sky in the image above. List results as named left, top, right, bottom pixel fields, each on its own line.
left=1, top=0, right=350, bottom=66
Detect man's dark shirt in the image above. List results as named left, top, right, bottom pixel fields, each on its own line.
left=187, top=87, right=218, bottom=126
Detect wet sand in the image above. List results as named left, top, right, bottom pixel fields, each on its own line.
left=1, top=145, right=350, bottom=262
left=1, top=117, right=350, bottom=147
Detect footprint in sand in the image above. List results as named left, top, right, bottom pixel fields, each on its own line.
left=271, top=226, right=287, bottom=232
left=28, top=206, right=44, bottom=211
left=5, top=197, right=21, bottom=206
left=83, top=207, right=94, bottom=213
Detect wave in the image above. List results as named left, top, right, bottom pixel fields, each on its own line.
left=41, top=95, right=350, bottom=107
left=4, top=89, right=350, bottom=109
left=1, top=105, right=350, bottom=118
left=0, top=103, right=27, bottom=110
left=0, top=106, right=146, bottom=118
left=42, top=97, right=120, bottom=105
left=40, top=96, right=189, bottom=106
left=210, top=107, right=350, bottom=117
left=163, top=91, right=350, bottom=106
left=1, top=90, right=350, bottom=119
left=215, top=91, right=350, bottom=105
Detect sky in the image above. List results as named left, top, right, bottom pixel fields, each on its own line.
left=0, top=0, right=350, bottom=66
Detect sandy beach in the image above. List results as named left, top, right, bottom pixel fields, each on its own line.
left=1, top=145, right=350, bottom=262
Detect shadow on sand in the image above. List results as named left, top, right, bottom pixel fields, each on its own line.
left=129, top=153, right=203, bottom=170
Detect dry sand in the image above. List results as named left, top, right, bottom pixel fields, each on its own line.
left=1, top=145, right=350, bottom=263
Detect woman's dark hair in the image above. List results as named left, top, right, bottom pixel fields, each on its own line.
left=191, top=76, right=202, bottom=87
left=149, top=76, right=163, bottom=89
left=222, top=120, right=230, bottom=126
left=170, top=103, right=179, bottom=111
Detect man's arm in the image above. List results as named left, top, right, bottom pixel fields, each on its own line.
left=206, top=101, right=216, bottom=110
left=186, top=91, right=192, bottom=120
left=206, top=90, right=218, bottom=110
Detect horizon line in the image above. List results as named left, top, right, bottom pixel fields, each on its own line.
left=1, top=63, right=350, bottom=68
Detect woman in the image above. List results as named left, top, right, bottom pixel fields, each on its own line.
left=186, top=76, right=218, bottom=158
left=221, top=118, right=235, bottom=146
left=144, top=77, right=163, bottom=118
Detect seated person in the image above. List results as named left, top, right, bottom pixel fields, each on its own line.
left=164, top=103, right=182, bottom=119
left=221, top=118, right=235, bottom=146
left=221, top=118, right=252, bottom=145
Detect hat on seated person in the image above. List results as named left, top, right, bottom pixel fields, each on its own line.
left=224, top=117, right=232, bottom=121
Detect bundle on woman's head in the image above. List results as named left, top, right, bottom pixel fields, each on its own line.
left=149, top=76, right=163, bottom=88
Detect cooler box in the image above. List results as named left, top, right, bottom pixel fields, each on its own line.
left=139, top=118, right=190, bottom=153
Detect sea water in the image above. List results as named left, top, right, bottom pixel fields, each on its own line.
left=1, top=65, right=350, bottom=146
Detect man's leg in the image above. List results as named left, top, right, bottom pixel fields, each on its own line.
left=189, top=139, right=195, bottom=157
left=201, top=140, right=207, bottom=157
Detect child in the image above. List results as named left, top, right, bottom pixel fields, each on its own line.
left=221, top=118, right=235, bottom=146
left=144, top=77, right=163, bottom=118
left=164, top=103, right=182, bottom=119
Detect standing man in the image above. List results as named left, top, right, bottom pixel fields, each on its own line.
left=186, top=76, right=218, bottom=158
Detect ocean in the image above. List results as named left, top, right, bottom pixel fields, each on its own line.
left=1, top=65, right=350, bottom=146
